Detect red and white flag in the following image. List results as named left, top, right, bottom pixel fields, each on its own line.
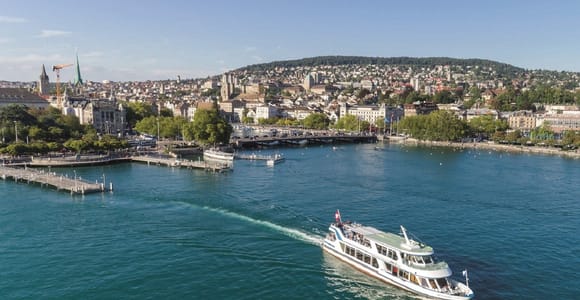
left=335, top=209, right=342, bottom=223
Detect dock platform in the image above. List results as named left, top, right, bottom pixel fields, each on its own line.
left=0, top=165, right=106, bottom=194
left=131, top=155, right=231, bottom=172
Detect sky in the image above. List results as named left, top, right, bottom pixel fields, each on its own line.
left=1, top=0, right=580, bottom=82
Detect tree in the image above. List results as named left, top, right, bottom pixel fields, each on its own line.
left=64, top=139, right=89, bottom=153
left=468, top=115, right=508, bottom=138
left=469, top=86, right=482, bottom=101
left=397, top=110, right=467, bottom=141
left=186, top=109, right=232, bottom=145
left=432, top=90, right=456, bottom=104
left=334, top=114, right=364, bottom=131
left=302, top=113, right=329, bottom=129
left=124, top=102, right=155, bottom=127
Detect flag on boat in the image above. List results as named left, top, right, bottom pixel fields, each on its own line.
left=462, top=270, right=468, bottom=276
left=335, top=209, right=342, bottom=223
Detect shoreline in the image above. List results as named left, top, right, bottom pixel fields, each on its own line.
left=393, top=138, right=580, bottom=159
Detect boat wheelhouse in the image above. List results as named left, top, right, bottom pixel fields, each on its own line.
left=322, top=210, right=473, bottom=300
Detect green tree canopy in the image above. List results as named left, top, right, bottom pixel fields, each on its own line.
left=302, top=113, right=329, bottom=129
left=334, top=114, right=369, bottom=132
left=184, top=109, right=232, bottom=145
left=468, top=115, right=508, bottom=137
left=124, top=102, right=155, bottom=127
left=397, top=110, right=467, bottom=141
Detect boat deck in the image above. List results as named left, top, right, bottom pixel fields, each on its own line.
left=346, top=224, right=433, bottom=255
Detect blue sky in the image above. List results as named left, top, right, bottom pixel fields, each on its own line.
left=1, top=0, right=579, bottom=82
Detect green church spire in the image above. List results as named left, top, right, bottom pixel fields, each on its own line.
left=73, top=53, right=83, bottom=86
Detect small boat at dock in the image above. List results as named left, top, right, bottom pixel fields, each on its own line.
left=203, top=148, right=234, bottom=162
left=266, top=154, right=285, bottom=166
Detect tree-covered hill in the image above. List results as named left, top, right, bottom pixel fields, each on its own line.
left=236, top=55, right=524, bottom=75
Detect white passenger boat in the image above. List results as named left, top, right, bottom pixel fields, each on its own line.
left=323, top=210, right=474, bottom=299
left=203, top=148, right=234, bottom=162
left=266, top=154, right=285, bottom=166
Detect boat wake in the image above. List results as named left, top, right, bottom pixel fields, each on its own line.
left=201, top=206, right=323, bottom=246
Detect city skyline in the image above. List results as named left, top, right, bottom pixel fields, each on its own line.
left=1, top=0, right=580, bottom=82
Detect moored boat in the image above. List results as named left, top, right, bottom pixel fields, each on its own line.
left=322, top=210, right=474, bottom=299
left=266, top=153, right=285, bottom=166
left=203, top=148, right=234, bottom=162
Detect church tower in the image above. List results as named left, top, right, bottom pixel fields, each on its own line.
left=38, top=64, right=50, bottom=96
left=72, top=53, right=84, bottom=95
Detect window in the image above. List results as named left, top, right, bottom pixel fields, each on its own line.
left=385, top=262, right=392, bottom=272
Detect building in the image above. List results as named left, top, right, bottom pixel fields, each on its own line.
left=464, top=108, right=499, bottom=121
left=541, top=114, right=580, bottom=133
left=403, top=102, right=438, bottom=117
left=38, top=65, right=50, bottom=96
left=62, top=93, right=126, bottom=135
left=219, top=99, right=245, bottom=122
left=410, top=77, right=421, bottom=92
left=339, top=103, right=388, bottom=124
left=220, top=73, right=236, bottom=100
left=0, top=88, right=50, bottom=110
left=303, top=73, right=315, bottom=91
left=508, top=111, right=536, bottom=131
left=255, top=104, right=278, bottom=122
left=71, top=54, right=84, bottom=96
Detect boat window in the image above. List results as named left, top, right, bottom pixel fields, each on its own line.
left=364, top=255, right=371, bottom=264
left=436, top=278, right=449, bottom=288
left=420, top=277, right=429, bottom=288
left=423, top=256, right=433, bottom=264
left=429, top=279, right=437, bottom=289
left=371, top=258, right=378, bottom=268
left=398, top=270, right=409, bottom=281
left=385, top=262, right=392, bottom=272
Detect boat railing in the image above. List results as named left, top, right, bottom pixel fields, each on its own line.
left=344, top=230, right=371, bottom=248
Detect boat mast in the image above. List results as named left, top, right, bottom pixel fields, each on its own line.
left=400, top=225, right=411, bottom=245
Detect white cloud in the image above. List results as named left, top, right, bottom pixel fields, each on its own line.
left=0, top=53, right=66, bottom=64
left=0, top=38, right=11, bottom=44
left=0, top=16, right=27, bottom=23
left=251, top=55, right=263, bottom=62
left=37, top=30, right=72, bottom=38
left=244, top=46, right=257, bottom=52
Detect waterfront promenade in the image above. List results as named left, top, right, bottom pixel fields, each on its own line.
left=395, top=138, right=580, bottom=159
left=0, top=165, right=105, bottom=194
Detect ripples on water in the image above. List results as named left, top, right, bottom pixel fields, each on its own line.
left=1, top=144, right=579, bottom=299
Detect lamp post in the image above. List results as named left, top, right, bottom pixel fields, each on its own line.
left=14, top=121, right=18, bottom=142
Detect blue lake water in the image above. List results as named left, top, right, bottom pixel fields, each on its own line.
left=1, top=143, right=579, bottom=299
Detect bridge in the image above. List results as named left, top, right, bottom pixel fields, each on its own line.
left=232, top=133, right=377, bottom=149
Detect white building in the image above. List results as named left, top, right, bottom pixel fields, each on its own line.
left=255, top=104, right=278, bottom=122
left=339, top=103, right=388, bottom=123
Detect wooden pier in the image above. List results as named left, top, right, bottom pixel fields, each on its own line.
left=131, top=155, right=231, bottom=172
left=0, top=165, right=107, bottom=194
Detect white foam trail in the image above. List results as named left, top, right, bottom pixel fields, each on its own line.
left=202, top=206, right=324, bottom=246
